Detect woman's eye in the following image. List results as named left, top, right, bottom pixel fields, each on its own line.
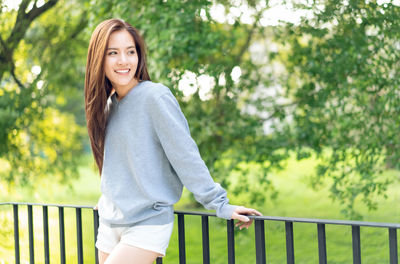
left=108, top=51, right=117, bottom=55
left=129, top=50, right=135, bottom=54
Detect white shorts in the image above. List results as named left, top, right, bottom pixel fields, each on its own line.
left=95, top=221, right=174, bottom=257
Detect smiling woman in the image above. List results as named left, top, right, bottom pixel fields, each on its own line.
left=84, top=18, right=261, bottom=264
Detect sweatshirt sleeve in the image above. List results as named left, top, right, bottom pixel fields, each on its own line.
left=148, top=89, right=238, bottom=220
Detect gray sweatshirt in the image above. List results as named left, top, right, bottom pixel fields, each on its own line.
left=97, top=80, right=238, bottom=227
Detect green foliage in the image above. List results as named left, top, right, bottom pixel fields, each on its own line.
left=274, top=0, right=400, bottom=218
left=0, top=0, right=89, bottom=186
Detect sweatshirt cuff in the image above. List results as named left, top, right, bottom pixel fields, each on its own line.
left=217, top=204, right=239, bottom=220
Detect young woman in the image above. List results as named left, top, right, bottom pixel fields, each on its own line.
left=84, top=18, right=262, bottom=264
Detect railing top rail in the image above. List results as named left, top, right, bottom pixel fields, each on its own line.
left=0, top=202, right=94, bottom=209
left=174, top=210, right=400, bottom=229
left=1, top=202, right=399, bottom=229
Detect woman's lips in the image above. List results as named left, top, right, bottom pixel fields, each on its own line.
left=114, top=69, right=130, bottom=75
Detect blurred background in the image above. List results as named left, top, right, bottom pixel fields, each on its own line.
left=0, top=0, right=399, bottom=262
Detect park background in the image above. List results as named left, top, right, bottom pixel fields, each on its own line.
left=0, top=0, right=399, bottom=263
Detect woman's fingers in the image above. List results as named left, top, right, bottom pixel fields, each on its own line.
left=251, top=209, right=263, bottom=216
left=234, top=212, right=250, bottom=222
left=234, top=206, right=262, bottom=216
left=237, top=207, right=263, bottom=216
left=231, top=206, right=263, bottom=230
left=235, top=219, right=254, bottom=230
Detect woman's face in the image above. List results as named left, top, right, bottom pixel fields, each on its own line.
left=104, top=30, right=139, bottom=91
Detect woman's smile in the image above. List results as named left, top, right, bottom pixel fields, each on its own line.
left=115, top=69, right=130, bottom=74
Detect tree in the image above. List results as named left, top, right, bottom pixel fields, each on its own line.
left=274, top=0, right=400, bottom=218
left=0, top=0, right=89, bottom=187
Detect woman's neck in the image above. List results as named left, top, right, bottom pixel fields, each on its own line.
left=114, top=79, right=139, bottom=102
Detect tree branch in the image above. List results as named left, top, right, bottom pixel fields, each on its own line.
left=233, top=6, right=267, bottom=64
left=260, top=101, right=298, bottom=122
left=10, top=66, right=26, bottom=89
left=8, top=0, right=59, bottom=51
left=1, top=0, right=59, bottom=86
left=0, top=34, right=25, bottom=88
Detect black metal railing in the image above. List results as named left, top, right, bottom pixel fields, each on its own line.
left=0, top=202, right=399, bottom=264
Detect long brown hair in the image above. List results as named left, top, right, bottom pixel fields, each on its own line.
left=84, top=18, right=151, bottom=176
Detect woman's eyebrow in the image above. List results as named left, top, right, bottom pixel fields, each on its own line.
left=107, top=46, right=136, bottom=50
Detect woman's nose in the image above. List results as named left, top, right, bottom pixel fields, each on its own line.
left=117, top=54, right=128, bottom=65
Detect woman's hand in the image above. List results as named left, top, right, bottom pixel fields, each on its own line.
left=231, top=206, right=263, bottom=230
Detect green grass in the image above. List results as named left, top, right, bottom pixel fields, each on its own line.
left=0, top=153, right=399, bottom=263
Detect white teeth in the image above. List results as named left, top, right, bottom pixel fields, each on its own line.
left=115, top=69, right=129, bottom=73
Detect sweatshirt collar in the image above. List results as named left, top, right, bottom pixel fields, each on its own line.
left=111, top=80, right=146, bottom=106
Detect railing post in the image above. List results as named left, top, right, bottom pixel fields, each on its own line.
left=13, top=204, right=20, bottom=264
left=317, top=224, right=327, bottom=264
left=227, top=220, right=235, bottom=264
left=178, top=213, right=186, bottom=264
left=59, top=206, right=66, bottom=264
left=201, top=215, right=210, bottom=264
left=389, top=228, right=398, bottom=264
left=285, top=221, right=295, bottom=264
left=254, top=219, right=266, bottom=264
left=352, top=225, right=361, bottom=264
left=28, top=205, right=34, bottom=264
left=93, top=209, right=99, bottom=264
left=76, top=208, right=83, bottom=264
left=43, top=206, right=50, bottom=264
